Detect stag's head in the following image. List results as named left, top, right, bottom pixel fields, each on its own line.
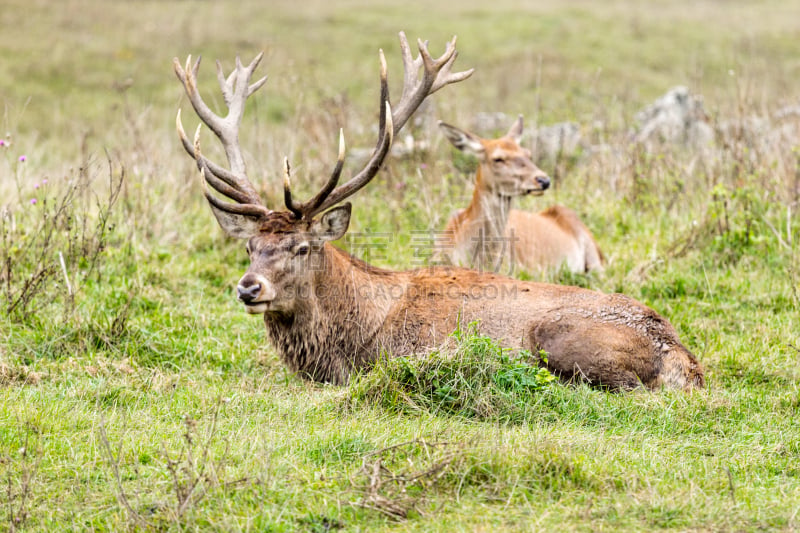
left=234, top=205, right=352, bottom=314
left=174, top=34, right=473, bottom=314
left=439, top=116, right=550, bottom=198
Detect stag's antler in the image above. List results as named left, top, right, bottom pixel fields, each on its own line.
left=174, top=53, right=270, bottom=218
left=288, top=32, right=474, bottom=218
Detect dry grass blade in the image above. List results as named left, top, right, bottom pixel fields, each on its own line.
left=351, top=439, right=462, bottom=520
left=160, top=398, right=228, bottom=522
left=97, top=415, right=149, bottom=528
left=4, top=429, right=41, bottom=532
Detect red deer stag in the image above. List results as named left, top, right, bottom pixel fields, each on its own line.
left=438, top=117, right=604, bottom=273
left=174, top=33, right=703, bottom=391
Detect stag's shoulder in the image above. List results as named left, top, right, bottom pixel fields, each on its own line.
left=406, top=266, right=516, bottom=285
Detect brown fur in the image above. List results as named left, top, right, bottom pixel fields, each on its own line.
left=508, top=206, right=604, bottom=273
left=258, top=212, right=303, bottom=233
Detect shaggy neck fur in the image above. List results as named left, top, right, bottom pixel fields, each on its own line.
left=262, top=244, right=402, bottom=384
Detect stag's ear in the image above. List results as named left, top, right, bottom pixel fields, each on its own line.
left=208, top=203, right=263, bottom=239
left=506, top=115, right=524, bottom=144
left=438, top=121, right=485, bottom=156
left=311, top=203, right=351, bottom=242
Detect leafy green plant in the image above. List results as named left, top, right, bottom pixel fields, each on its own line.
left=493, top=349, right=556, bottom=395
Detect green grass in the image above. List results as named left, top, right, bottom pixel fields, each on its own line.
left=2, top=0, right=800, bottom=530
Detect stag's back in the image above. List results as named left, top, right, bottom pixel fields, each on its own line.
left=377, top=269, right=702, bottom=391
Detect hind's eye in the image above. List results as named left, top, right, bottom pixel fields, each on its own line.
left=294, top=243, right=310, bottom=256
left=492, top=157, right=505, bottom=163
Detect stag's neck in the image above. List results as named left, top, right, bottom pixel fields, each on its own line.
left=459, top=167, right=514, bottom=268
left=262, top=243, right=405, bottom=385
left=315, top=245, right=401, bottom=320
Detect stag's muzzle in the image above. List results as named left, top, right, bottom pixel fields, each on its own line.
left=237, top=274, right=276, bottom=314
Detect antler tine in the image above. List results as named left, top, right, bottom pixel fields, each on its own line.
left=288, top=129, right=347, bottom=216
left=305, top=102, right=393, bottom=217
left=200, top=167, right=270, bottom=217
left=173, top=53, right=266, bottom=207
left=302, top=51, right=393, bottom=217
left=391, top=32, right=474, bottom=136
left=183, top=119, right=260, bottom=206
left=175, top=111, right=252, bottom=205
left=283, top=158, right=303, bottom=218
left=430, top=39, right=474, bottom=93
left=399, top=36, right=422, bottom=109
left=215, top=59, right=236, bottom=108
left=186, top=119, right=271, bottom=218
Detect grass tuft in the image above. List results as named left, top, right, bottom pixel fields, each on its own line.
left=348, top=324, right=555, bottom=422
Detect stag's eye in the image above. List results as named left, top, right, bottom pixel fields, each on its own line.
left=492, top=157, right=505, bottom=164
left=294, top=242, right=310, bottom=256
left=246, top=238, right=259, bottom=255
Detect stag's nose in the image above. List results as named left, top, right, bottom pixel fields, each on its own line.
left=237, top=282, right=262, bottom=303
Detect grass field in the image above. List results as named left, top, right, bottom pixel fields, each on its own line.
left=1, top=0, right=799, bottom=530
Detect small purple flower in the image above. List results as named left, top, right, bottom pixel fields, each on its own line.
left=419, top=163, right=428, bottom=169
left=34, top=183, right=40, bottom=189
left=18, top=155, right=26, bottom=162
left=0, top=139, right=5, bottom=147
left=42, top=178, right=48, bottom=185
left=29, top=198, right=37, bottom=205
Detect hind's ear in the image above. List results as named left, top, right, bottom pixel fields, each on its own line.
left=506, top=115, right=524, bottom=144
left=311, top=203, right=351, bottom=242
left=438, top=121, right=485, bottom=156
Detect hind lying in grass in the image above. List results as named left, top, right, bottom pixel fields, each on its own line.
left=437, top=117, right=604, bottom=274
left=173, top=33, right=704, bottom=391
